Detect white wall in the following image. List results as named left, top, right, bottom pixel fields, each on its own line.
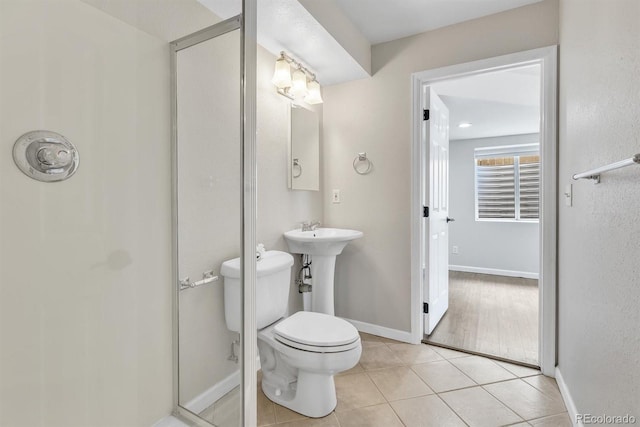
left=323, top=0, right=558, bottom=332
left=449, top=135, right=539, bottom=276
left=558, top=0, right=640, bottom=417
left=0, top=1, right=173, bottom=425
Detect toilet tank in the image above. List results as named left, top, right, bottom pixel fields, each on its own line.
left=221, top=250, right=294, bottom=332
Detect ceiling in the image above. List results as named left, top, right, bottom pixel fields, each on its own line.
left=333, top=0, right=544, bottom=45
left=84, top=0, right=544, bottom=142
left=197, top=0, right=370, bottom=85
left=432, top=65, right=541, bottom=140
left=193, top=0, right=543, bottom=140
left=197, top=0, right=544, bottom=85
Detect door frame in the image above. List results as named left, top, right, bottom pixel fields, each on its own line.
left=409, top=46, right=558, bottom=376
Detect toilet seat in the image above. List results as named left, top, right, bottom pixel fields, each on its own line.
left=275, top=334, right=361, bottom=353
left=273, top=311, right=360, bottom=353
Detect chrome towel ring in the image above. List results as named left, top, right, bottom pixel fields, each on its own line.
left=292, top=158, right=302, bottom=178
left=353, top=152, right=373, bottom=175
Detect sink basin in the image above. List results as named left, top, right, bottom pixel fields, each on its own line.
left=284, top=228, right=363, bottom=256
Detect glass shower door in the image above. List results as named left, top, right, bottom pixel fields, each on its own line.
left=171, top=9, right=256, bottom=426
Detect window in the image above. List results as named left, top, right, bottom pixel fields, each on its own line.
left=475, top=144, right=540, bottom=221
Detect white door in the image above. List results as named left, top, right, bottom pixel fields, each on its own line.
left=422, top=86, right=450, bottom=335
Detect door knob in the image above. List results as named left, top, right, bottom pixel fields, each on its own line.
left=446, top=217, right=455, bottom=223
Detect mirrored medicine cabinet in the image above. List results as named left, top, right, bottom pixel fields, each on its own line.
left=288, top=104, right=319, bottom=191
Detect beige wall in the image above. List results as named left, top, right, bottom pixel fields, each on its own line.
left=255, top=49, right=324, bottom=315
left=0, top=0, right=321, bottom=424
left=323, top=0, right=559, bottom=332
left=558, top=0, right=640, bottom=415
left=0, top=0, right=173, bottom=425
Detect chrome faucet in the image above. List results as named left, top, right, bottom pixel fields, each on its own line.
left=301, top=220, right=321, bottom=231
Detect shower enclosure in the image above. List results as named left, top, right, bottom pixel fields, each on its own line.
left=0, top=0, right=256, bottom=425
left=171, top=3, right=257, bottom=425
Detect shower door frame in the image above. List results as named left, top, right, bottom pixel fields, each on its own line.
left=170, top=1, right=257, bottom=424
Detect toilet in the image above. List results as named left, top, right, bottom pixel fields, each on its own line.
left=221, top=250, right=362, bottom=418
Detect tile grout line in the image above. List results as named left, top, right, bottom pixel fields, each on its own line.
left=520, top=375, right=564, bottom=400
left=430, top=356, right=481, bottom=389
left=363, top=360, right=408, bottom=426
left=408, top=355, right=527, bottom=426
left=373, top=340, right=473, bottom=426
left=480, top=367, right=569, bottom=421
left=432, top=392, right=471, bottom=427
left=447, top=355, right=531, bottom=385
left=479, top=380, right=567, bottom=423
left=386, top=403, right=409, bottom=427
left=334, top=410, right=342, bottom=427
left=478, top=382, right=529, bottom=424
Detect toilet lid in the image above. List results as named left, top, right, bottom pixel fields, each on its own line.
left=273, top=311, right=360, bottom=348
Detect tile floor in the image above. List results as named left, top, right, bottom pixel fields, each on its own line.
left=204, top=332, right=570, bottom=427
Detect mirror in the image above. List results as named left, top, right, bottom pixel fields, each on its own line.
left=289, top=105, right=319, bottom=191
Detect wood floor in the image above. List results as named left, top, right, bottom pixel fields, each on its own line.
left=425, top=271, right=539, bottom=366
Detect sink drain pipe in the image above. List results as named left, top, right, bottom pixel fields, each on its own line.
left=297, top=254, right=312, bottom=311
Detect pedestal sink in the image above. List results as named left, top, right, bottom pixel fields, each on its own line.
left=284, top=228, right=363, bottom=315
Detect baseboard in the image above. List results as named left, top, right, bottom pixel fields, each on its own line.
left=152, top=415, right=191, bottom=427
left=183, top=370, right=240, bottom=414
left=555, top=367, right=582, bottom=427
left=449, top=265, right=539, bottom=280
left=342, top=317, right=414, bottom=343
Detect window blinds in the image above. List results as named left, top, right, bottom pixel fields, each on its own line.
left=475, top=144, right=540, bottom=221
left=518, top=156, right=540, bottom=220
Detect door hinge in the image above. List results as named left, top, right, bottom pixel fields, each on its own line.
left=423, top=302, right=429, bottom=314
left=423, top=206, right=429, bottom=218
left=423, top=109, right=429, bottom=121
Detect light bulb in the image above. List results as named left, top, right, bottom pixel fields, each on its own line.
left=289, top=68, right=308, bottom=98
left=304, top=79, right=323, bottom=104
left=271, top=57, right=292, bottom=89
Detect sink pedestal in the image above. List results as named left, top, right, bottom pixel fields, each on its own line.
left=283, top=228, right=363, bottom=316
left=309, top=255, right=337, bottom=315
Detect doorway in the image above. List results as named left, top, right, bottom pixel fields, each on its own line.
left=410, top=47, right=557, bottom=375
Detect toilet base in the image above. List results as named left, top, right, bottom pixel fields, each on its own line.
left=256, top=317, right=361, bottom=418
left=262, top=371, right=337, bottom=418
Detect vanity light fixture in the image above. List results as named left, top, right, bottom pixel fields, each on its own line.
left=271, top=51, right=323, bottom=104
left=458, top=122, right=473, bottom=128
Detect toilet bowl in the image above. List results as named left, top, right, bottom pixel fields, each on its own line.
left=221, top=251, right=362, bottom=418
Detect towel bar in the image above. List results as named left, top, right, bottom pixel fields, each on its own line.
left=572, top=153, right=640, bottom=183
